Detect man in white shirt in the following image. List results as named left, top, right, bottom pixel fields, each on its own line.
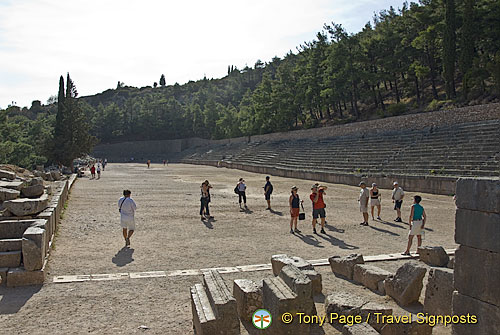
left=358, top=181, right=370, bottom=226
left=118, top=189, right=137, bottom=247
left=392, top=181, right=405, bottom=222
left=237, top=178, right=248, bottom=210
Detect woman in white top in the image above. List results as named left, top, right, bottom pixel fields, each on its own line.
left=237, top=178, right=247, bottom=209
left=370, top=183, right=381, bottom=220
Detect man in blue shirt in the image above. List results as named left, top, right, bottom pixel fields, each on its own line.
left=264, top=176, right=273, bottom=210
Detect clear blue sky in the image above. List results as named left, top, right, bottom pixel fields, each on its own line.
left=0, top=0, right=408, bottom=109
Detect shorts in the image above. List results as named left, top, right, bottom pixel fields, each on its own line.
left=312, top=208, right=326, bottom=219
left=291, top=208, right=299, bottom=218
left=265, top=193, right=271, bottom=200
left=120, top=217, right=135, bottom=230
left=409, top=220, right=423, bottom=236
left=394, top=200, right=403, bottom=210
left=371, top=199, right=380, bottom=206
left=360, top=205, right=368, bottom=213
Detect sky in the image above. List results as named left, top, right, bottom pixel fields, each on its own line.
left=0, top=0, right=407, bottom=109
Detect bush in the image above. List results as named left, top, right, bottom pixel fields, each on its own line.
left=386, top=103, right=407, bottom=116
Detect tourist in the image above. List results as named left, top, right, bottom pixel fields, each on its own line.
left=289, top=186, right=302, bottom=234
left=163, top=159, right=166, bottom=166
left=358, top=181, right=369, bottom=226
left=392, top=181, right=405, bottom=222
left=237, top=178, right=247, bottom=209
left=147, top=160, right=151, bottom=168
left=370, top=183, right=382, bottom=220
left=310, top=184, right=327, bottom=234
left=118, top=190, right=137, bottom=247
left=90, top=164, right=96, bottom=179
left=263, top=176, right=273, bottom=210
left=200, top=180, right=213, bottom=220
left=403, top=195, right=427, bottom=255
left=97, top=164, right=101, bottom=180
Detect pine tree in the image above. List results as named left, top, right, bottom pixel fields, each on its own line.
left=460, top=0, right=475, bottom=99
left=443, top=0, right=457, bottom=99
left=160, top=74, right=166, bottom=86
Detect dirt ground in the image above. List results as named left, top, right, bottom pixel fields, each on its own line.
left=0, top=163, right=457, bottom=334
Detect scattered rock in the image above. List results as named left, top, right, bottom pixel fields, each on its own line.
left=3, top=194, right=49, bottom=216
left=0, top=170, right=16, bottom=180
left=233, top=279, right=262, bottom=321
left=50, top=171, right=62, bottom=181
left=353, top=264, right=392, bottom=293
left=29, top=177, right=44, bottom=186
left=271, top=254, right=313, bottom=276
left=384, top=261, right=427, bottom=306
left=343, top=323, right=379, bottom=335
left=0, top=187, right=20, bottom=201
left=423, top=267, right=454, bottom=315
left=21, top=184, right=44, bottom=198
left=418, top=246, right=449, bottom=267
left=329, top=254, right=364, bottom=280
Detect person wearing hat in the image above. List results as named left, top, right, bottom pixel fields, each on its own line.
left=289, top=186, right=302, bottom=234
left=392, top=181, right=405, bottom=222
left=358, top=181, right=370, bottom=226
left=237, top=178, right=248, bottom=209
left=263, top=176, right=273, bottom=210
left=370, top=183, right=382, bottom=220
left=310, top=184, right=328, bottom=234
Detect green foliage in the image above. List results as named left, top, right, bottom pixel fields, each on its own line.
left=386, top=103, right=407, bottom=117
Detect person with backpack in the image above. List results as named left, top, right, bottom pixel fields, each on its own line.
left=289, top=186, right=302, bottom=234
left=235, top=178, right=247, bottom=210
left=118, top=190, right=137, bottom=247
left=263, top=176, right=273, bottom=210
left=200, top=180, right=213, bottom=220
left=310, top=184, right=328, bottom=234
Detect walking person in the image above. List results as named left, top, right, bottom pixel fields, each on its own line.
left=97, top=164, right=101, bottom=180
left=200, top=180, right=213, bottom=220
left=289, top=186, right=302, bottom=234
left=118, top=190, right=137, bottom=247
left=370, top=183, right=382, bottom=220
left=236, top=178, right=248, bottom=209
left=147, top=160, right=151, bottom=168
left=403, top=195, right=427, bottom=255
left=163, top=159, right=166, bottom=166
left=90, top=164, right=96, bottom=179
left=358, top=181, right=369, bottom=226
left=310, top=184, right=327, bottom=234
left=392, top=181, right=405, bottom=222
left=263, top=176, right=273, bottom=210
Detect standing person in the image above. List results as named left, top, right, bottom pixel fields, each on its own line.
left=263, top=176, right=273, bottom=210
left=370, top=183, right=382, bottom=220
left=90, top=165, right=96, bottom=179
left=237, top=178, right=247, bottom=209
left=358, top=181, right=370, bottom=226
left=97, top=164, right=101, bottom=180
left=147, top=160, right=151, bottom=169
left=163, top=159, right=166, bottom=166
left=403, top=195, right=427, bottom=255
left=310, top=184, right=327, bottom=234
left=289, top=186, right=302, bottom=234
left=118, top=190, right=137, bottom=247
left=200, top=181, right=213, bottom=220
left=392, top=181, right=405, bottom=222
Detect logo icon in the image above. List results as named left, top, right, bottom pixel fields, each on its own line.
left=252, top=309, right=272, bottom=329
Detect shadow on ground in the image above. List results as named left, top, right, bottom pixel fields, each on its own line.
left=112, top=247, right=135, bottom=267
left=0, top=285, right=41, bottom=314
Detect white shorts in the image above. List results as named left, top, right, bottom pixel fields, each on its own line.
left=409, top=220, right=423, bottom=236
left=371, top=199, right=380, bottom=206
left=120, top=217, right=135, bottom=230
left=360, top=205, right=368, bottom=213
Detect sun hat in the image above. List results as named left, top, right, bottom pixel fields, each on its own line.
left=359, top=181, right=366, bottom=186
left=291, top=186, right=298, bottom=190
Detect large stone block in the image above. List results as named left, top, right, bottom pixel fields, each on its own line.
left=380, top=314, right=432, bottom=335
left=418, top=246, right=449, bottom=267
left=384, top=261, right=427, bottom=306
left=452, top=291, right=500, bottom=335
left=3, top=194, right=48, bottom=216
left=50, top=171, right=62, bottom=181
left=37, top=208, right=56, bottom=242
left=7, top=266, right=45, bottom=287
left=301, top=269, right=322, bottom=295
left=454, top=245, right=500, bottom=306
left=29, top=177, right=44, bottom=186
left=0, top=238, right=22, bottom=252
left=0, top=169, right=16, bottom=180
left=342, top=323, right=379, bottom=335
left=0, top=250, right=21, bottom=267
left=22, top=226, right=46, bottom=271
left=455, top=208, right=500, bottom=253
left=358, top=302, right=393, bottom=331
left=0, top=187, right=20, bottom=201
left=190, top=283, right=218, bottom=335
left=0, top=180, right=24, bottom=191
left=329, top=254, right=364, bottom=280
left=21, top=184, right=44, bottom=198
left=271, top=254, right=313, bottom=276
left=423, top=267, right=454, bottom=315
left=456, top=178, right=500, bottom=213
left=233, top=279, right=262, bottom=322
left=278, top=264, right=312, bottom=300
left=324, top=291, right=367, bottom=324
left=0, top=219, right=41, bottom=239
left=353, top=264, right=392, bottom=292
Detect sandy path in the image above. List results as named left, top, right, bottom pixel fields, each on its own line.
left=0, top=163, right=456, bottom=334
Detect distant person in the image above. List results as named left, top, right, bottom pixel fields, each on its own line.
left=90, top=165, right=96, bottom=179
left=310, top=184, right=327, bottom=234
left=163, top=160, right=166, bottom=166
left=370, top=183, right=382, bottom=220
left=200, top=180, right=213, bottom=220
left=118, top=190, right=137, bottom=247
left=97, top=164, right=101, bottom=180
left=103, top=158, right=107, bottom=171
left=147, top=160, right=151, bottom=168
left=236, top=178, right=247, bottom=209
left=403, top=195, right=427, bottom=255
left=358, top=181, right=369, bottom=226
left=289, top=186, right=302, bottom=234
left=392, top=181, right=405, bottom=222
left=166, top=160, right=169, bottom=166
left=263, top=176, right=273, bottom=210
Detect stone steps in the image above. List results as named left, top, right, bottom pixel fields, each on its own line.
left=0, top=238, right=23, bottom=252
left=0, top=250, right=21, bottom=267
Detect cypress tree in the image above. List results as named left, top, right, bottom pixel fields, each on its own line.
left=160, top=74, right=166, bottom=86
left=443, top=0, right=457, bottom=99
left=460, top=0, right=475, bottom=99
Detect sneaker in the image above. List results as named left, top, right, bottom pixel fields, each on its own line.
left=359, top=222, right=366, bottom=225
left=377, top=216, right=381, bottom=220
left=363, top=222, right=369, bottom=226
left=266, top=208, right=271, bottom=210
left=290, top=229, right=294, bottom=234
left=244, top=205, right=248, bottom=209
left=125, top=238, right=130, bottom=246
left=320, top=228, right=326, bottom=234
left=395, top=217, right=402, bottom=222
left=313, top=228, right=317, bottom=234
left=294, top=228, right=301, bottom=233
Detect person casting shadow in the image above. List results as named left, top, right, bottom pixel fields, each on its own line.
left=112, top=247, right=135, bottom=267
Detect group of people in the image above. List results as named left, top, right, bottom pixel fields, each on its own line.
left=89, top=158, right=107, bottom=180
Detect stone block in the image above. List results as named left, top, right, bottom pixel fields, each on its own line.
left=37, top=208, right=56, bottom=242
left=0, top=267, right=7, bottom=286
left=29, top=177, right=44, bottom=186
left=353, top=264, right=392, bottom=292
left=454, top=245, right=500, bottom=306
left=456, top=178, right=500, bottom=213
left=343, top=323, right=379, bottom=335
left=0, top=219, right=40, bottom=238
left=0, top=238, right=22, bottom=252
left=329, top=254, right=364, bottom=280
left=455, top=208, right=500, bottom=253
left=190, top=283, right=218, bottom=335
left=0, top=250, right=21, bottom=267
left=22, top=226, right=46, bottom=271
left=202, top=270, right=239, bottom=334
left=279, top=264, right=312, bottom=299
left=378, top=280, right=386, bottom=295
left=423, top=267, right=454, bottom=315
left=418, top=246, right=449, bottom=267
left=271, top=254, right=313, bottom=276
left=302, top=269, right=322, bottom=295
left=384, top=261, right=427, bottom=306
left=380, top=314, right=432, bottom=335
left=50, top=171, right=62, bottom=181
left=0, top=187, right=20, bottom=201
left=3, top=194, right=48, bottom=216
left=43, top=172, right=53, bottom=181
left=0, top=180, right=24, bottom=191
left=358, top=302, right=393, bottom=331
left=21, top=184, right=44, bottom=198
left=0, top=169, right=16, bottom=180
left=7, top=266, right=45, bottom=287
left=324, top=291, right=367, bottom=324
left=452, top=291, right=500, bottom=335
left=233, top=279, right=262, bottom=322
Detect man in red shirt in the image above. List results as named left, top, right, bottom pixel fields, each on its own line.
left=310, top=184, right=328, bottom=234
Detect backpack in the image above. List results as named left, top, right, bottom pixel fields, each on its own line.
left=234, top=185, right=239, bottom=194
